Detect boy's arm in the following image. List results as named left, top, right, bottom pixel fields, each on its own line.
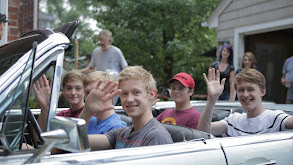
left=285, top=116, right=293, bottom=129
left=79, top=108, right=94, bottom=127
left=88, top=134, right=112, bottom=151
left=228, top=70, right=236, bottom=101
left=197, top=68, right=227, bottom=136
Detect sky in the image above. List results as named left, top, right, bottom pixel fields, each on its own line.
left=39, top=0, right=100, bottom=34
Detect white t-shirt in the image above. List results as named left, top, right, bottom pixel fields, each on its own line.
left=221, top=109, right=290, bottom=137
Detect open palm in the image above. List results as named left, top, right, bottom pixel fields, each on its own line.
left=85, top=80, right=121, bottom=113
left=33, top=74, right=51, bottom=109
left=203, top=68, right=226, bottom=98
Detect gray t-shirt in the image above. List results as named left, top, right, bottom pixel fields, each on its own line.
left=89, top=46, right=128, bottom=74
left=282, top=56, right=293, bottom=100
left=105, top=118, right=173, bottom=148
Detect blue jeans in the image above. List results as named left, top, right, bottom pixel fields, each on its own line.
left=218, top=91, right=230, bottom=100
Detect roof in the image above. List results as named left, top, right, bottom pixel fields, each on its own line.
left=205, top=0, right=232, bottom=29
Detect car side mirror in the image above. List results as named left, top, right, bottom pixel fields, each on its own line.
left=24, top=116, right=90, bottom=164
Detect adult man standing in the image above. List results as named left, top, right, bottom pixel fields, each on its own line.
left=0, top=13, right=9, bottom=41
left=281, top=56, right=293, bottom=104
left=80, top=29, right=128, bottom=77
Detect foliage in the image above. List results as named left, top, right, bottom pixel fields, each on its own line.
left=40, top=0, right=98, bottom=70
left=40, top=0, right=220, bottom=95
left=91, top=0, right=219, bottom=94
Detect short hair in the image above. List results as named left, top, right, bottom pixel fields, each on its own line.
left=241, top=52, right=257, bottom=69
left=84, top=71, right=115, bottom=87
left=99, top=29, right=113, bottom=43
left=234, top=68, right=266, bottom=91
left=118, top=66, right=157, bottom=94
left=84, top=71, right=116, bottom=103
left=62, top=70, right=84, bottom=88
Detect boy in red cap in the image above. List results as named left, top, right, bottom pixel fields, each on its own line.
left=156, top=72, right=201, bottom=129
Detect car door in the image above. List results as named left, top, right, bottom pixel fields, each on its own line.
left=222, top=131, right=293, bottom=165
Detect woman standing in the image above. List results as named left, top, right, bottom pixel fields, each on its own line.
left=211, top=44, right=235, bottom=101
left=236, top=52, right=257, bottom=74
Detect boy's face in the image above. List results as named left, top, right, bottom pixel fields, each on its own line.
left=84, top=81, right=98, bottom=99
left=236, top=81, right=265, bottom=112
left=119, top=78, right=155, bottom=118
left=171, top=80, right=192, bottom=104
left=63, top=79, right=85, bottom=107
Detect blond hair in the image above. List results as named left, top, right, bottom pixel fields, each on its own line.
left=84, top=71, right=116, bottom=103
left=99, top=29, right=113, bottom=43
left=235, top=68, right=266, bottom=90
left=84, top=71, right=115, bottom=87
left=62, top=70, right=84, bottom=88
left=118, top=66, right=156, bottom=93
left=241, top=52, right=257, bottom=69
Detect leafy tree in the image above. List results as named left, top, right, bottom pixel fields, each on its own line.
left=40, top=0, right=220, bottom=95
left=40, top=0, right=99, bottom=70
left=91, top=0, right=220, bottom=94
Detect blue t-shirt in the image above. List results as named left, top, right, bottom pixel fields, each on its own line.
left=87, top=113, right=126, bottom=134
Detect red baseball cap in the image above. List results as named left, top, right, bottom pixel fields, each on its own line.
left=168, top=72, right=195, bottom=89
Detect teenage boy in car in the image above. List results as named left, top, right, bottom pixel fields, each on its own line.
left=79, top=71, right=126, bottom=134
left=33, top=70, right=85, bottom=131
left=198, top=68, right=293, bottom=137
left=156, top=72, right=201, bottom=129
left=85, top=66, right=173, bottom=150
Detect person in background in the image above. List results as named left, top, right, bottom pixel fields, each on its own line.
left=80, top=29, right=128, bottom=76
left=33, top=70, right=85, bottom=131
left=85, top=66, right=173, bottom=150
left=198, top=68, right=293, bottom=137
left=281, top=56, right=293, bottom=104
left=0, top=13, right=9, bottom=41
left=156, top=72, right=201, bottom=129
left=236, top=52, right=259, bottom=74
left=79, top=71, right=126, bottom=134
left=211, top=44, right=235, bottom=101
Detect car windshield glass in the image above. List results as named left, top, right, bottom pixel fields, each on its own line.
left=0, top=42, right=37, bottom=152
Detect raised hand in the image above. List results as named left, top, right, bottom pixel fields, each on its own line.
left=33, top=74, right=51, bottom=110
left=85, top=80, right=122, bottom=113
left=203, top=68, right=226, bottom=99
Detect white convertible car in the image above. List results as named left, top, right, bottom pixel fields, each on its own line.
left=0, top=21, right=292, bottom=165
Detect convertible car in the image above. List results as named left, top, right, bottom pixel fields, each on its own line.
left=0, top=21, right=292, bottom=165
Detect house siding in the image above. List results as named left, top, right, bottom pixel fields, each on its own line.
left=217, top=0, right=293, bottom=42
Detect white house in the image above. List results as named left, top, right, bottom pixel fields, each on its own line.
left=206, top=0, right=293, bottom=103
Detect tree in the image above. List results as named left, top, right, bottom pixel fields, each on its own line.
left=40, top=0, right=99, bottom=70
left=91, top=0, right=220, bottom=93
left=40, top=0, right=220, bottom=95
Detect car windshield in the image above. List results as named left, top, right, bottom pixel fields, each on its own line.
left=0, top=42, right=36, bottom=152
